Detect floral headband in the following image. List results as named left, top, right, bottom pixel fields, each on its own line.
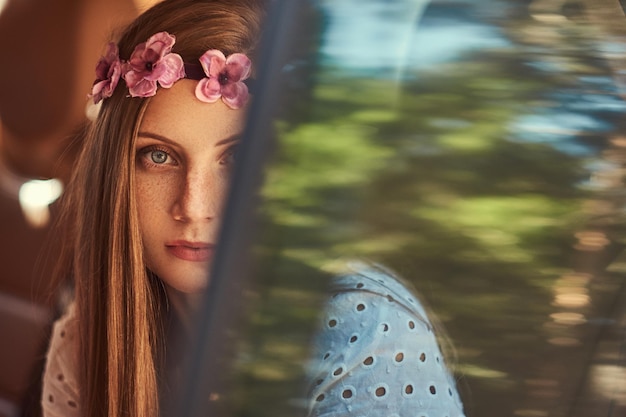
left=90, top=31, right=252, bottom=109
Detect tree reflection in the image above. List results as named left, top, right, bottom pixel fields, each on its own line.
left=229, top=1, right=626, bottom=417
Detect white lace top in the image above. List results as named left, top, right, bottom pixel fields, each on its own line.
left=41, top=304, right=81, bottom=417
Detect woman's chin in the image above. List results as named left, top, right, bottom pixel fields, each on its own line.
left=157, top=264, right=212, bottom=295
left=171, top=275, right=210, bottom=295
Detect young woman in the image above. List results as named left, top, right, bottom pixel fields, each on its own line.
left=41, top=1, right=267, bottom=416
left=40, top=1, right=467, bottom=416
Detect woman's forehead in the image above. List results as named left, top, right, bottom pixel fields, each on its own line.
left=139, top=80, right=246, bottom=146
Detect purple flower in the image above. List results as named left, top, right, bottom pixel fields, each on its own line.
left=195, top=50, right=251, bottom=109
left=90, top=43, right=122, bottom=104
left=124, top=31, right=185, bottom=98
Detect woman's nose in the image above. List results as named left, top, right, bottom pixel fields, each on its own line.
left=171, top=169, right=225, bottom=222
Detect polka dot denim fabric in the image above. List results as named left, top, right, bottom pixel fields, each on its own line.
left=306, top=263, right=465, bottom=417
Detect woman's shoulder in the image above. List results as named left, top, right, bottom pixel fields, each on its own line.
left=306, top=262, right=466, bottom=417
left=41, top=303, right=81, bottom=417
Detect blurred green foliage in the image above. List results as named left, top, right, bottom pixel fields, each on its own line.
left=225, top=2, right=626, bottom=417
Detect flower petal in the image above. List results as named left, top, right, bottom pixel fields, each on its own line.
left=221, top=81, right=249, bottom=109
left=195, top=78, right=222, bottom=103
left=128, top=77, right=158, bottom=98
left=123, top=70, right=141, bottom=88
left=128, top=42, right=148, bottom=71
left=157, top=53, right=185, bottom=88
left=224, top=53, right=252, bottom=82
left=104, top=43, right=119, bottom=64
left=145, top=62, right=167, bottom=81
left=91, top=80, right=107, bottom=104
left=199, top=50, right=226, bottom=78
left=143, top=48, right=161, bottom=66
left=145, top=32, right=176, bottom=56
left=95, top=60, right=109, bottom=81
left=95, top=43, right=119, bottom=80
left=107, top=59, right=121, bottom=80
left=101, top=61, right=121, bottom=98
left=91, top=50, right=122, bottom=103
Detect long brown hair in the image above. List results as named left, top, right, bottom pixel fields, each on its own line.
left=54, top=1, right=267, bottom=416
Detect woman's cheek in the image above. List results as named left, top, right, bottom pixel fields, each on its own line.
left=135, top=171, right=180, bottom=221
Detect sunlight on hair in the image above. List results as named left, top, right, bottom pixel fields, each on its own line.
left=0, top=0, right=7, bottom=17
left=18, top=179, right=63, bottom=228
left=132, top=0, right=163, bottom=12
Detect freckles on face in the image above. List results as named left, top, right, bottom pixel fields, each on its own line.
left=134, top=80, right=246, bottom=294
left=135, top=165, right=176, bottom=216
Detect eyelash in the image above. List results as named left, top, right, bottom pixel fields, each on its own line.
left=138, top=145, right=178, bottom=168
left=219, top=144, right=239, bottom=166
left=136, top=143, right=239, bottom=169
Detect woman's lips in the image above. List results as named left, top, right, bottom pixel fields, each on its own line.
left=165, top=241, right=213, bottom=262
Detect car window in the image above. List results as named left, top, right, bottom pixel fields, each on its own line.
left=175, top=1, right=626, bottom=416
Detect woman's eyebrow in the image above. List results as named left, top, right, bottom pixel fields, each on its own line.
left=137, top=131, right=241, bottom=146
left=215, top=134, right=241, bottom=146
left=137, top=131, right=178, bottom=146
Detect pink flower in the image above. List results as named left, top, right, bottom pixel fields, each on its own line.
left=124, top=32, right=185, bottom=98
left=90, top=43, right=122, bottom=104
left=195, top=50, right=251, bottom=109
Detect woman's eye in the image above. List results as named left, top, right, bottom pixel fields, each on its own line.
left=150, top=150, right=169, bottom=164
left=220, top=145, right=239, bottom=166
left=138, top=146, right=177, bottom=167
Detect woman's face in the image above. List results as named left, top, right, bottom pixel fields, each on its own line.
left=135, top=80, right=246, bottom=294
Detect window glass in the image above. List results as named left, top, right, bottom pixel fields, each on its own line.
left=179, top=1, right=626, bottom=416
